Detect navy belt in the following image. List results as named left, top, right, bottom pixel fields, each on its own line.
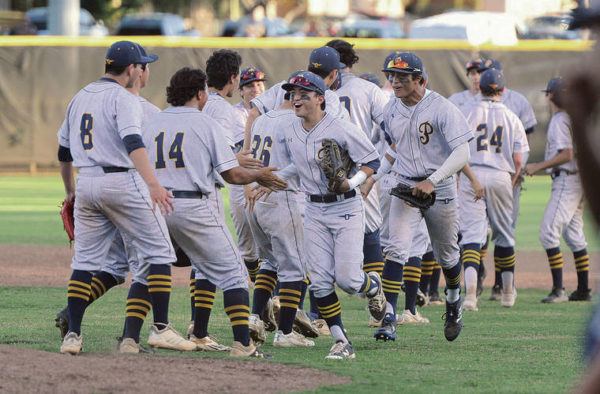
left=405, top=176, right=427, bottom=182
left=172, top=190, right=206, bottom=199
left=551, top=169, right=578, bottom=179
left=102, top=166, right=130, bottom=173
left=309, top=190, right=356, bottom=203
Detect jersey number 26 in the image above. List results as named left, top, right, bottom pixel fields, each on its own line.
left=154, top=132, right=185, bottom=169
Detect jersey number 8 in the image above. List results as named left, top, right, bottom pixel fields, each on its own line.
left=251, top=134, right=273, bottom=166
left=476, top=124, right=503, bottom=153
left=80, top=113, right=94, bottom=150
left=155, top=132, right=185, bottom=169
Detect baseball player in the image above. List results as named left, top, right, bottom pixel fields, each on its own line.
left=145, top=66, right=287, bottom=357
left=448, top=59, right=483, bottom=117
left=525, top=76, right=591, bottom=303
left=57, top=41, right=195, bottom=355
left=245, top=94, right=315, bottom=348
left=478, top=59, right=538, bottom=300
left=376, top=53, right=473, bottom=342
left=326, top=39, right=390, bottom=278
left=277, top=71, right=385, bottom=360
left=460, top=69, right=528, bottom=310
left=230, top=66, right=267, bottom=281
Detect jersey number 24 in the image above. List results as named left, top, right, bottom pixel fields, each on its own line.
left=476, top=124, right=503, bottom=153
left=154, top=132, right=184, bottom=169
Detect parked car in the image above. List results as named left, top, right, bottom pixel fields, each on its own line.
left=221, top=17, right=296, bottom=37
left=409, top=11, right=523, bottom=46
left=340, top=18, right=404, bottom=38
left=115, top=13, right=199, bottom=36
left=25, top=7, right=108, bottom=36
left=521, top=13, right=587, bottom=40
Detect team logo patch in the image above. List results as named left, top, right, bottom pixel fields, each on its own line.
left=312, top=62, right=322, bottom=69
left=418, top=122, right=434, bottom=145
left=105, top=58, right=114, bottom=65
left=339, top=213, right=355, bottom=220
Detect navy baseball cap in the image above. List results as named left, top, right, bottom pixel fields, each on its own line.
left=382, top=52, right=423, bottom=74
left=479, top=69, right=505, bottom=92
left=478, top=58, right=502, bottom=72
left=282, top=71, right=327, bottom=95
left=105, top=41, right=157, bottom=67
left=383, top=51, right=402, bottom=71
left=308, top=46, right=345, bottom=74
left=465, top=59, right=482, bottom=72
left=239, top=66, right=266, bottom=88
left=542, top=77, right=566, bottom=94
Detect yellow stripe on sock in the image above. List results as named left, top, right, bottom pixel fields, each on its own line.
left=126, top=312, right=147, bottom=320
left=67, top=286, right=91, bottom=295
left=230, top=320, right=249, bottom=326
left=254, top=285, right=275, bottom=292
left=148, top=281, right=172, bottom=287
left=67, top=292, right=89, bottom=301
left=279, top=288, right=302, bottom=296
left=256, top=274, right=277, bottom=285
left=148, top=287, right=171, bottom=293
left=126, top=306, right=150, bottom=315
left=68, top=280, right=91, bottom=290
left=320, top=307, right=341, bottom=319
left=227, top=312, right=250, bottom=319
left=92, top=277, right=107, bottom=293
left=318, top=302, right=341, bottom=314
left=224, top=304, right=250, bottom=313
left=194, top=303, right=214, bottom=309
left=280, top=302, right=299, bottom=309
left=382, top=279, right=402, bottom=285
left=147, top=274, right=171, bottom=280
left=279, top=295, right=301, bottom=303
left=194, top=290, right=216, bottom=297
left=194, top=296, right=215, bottom=303
left=128, top=298, right=152, bottom=308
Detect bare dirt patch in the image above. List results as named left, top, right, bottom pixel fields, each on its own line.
left=0, top=345, right=349, bottom=394
left=0, top=245, right=597, bottom=290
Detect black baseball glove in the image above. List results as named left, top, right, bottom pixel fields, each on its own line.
left=390, top=182, right=436, bottom=209
left=319, top=138, right=354, bottom=193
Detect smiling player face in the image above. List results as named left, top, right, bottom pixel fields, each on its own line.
left=389, top=72, right=420, bottom=99
left=290, top=87, right=323, bottom=118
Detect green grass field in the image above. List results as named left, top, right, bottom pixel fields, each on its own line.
left=0, top=175, right=596, bottom=393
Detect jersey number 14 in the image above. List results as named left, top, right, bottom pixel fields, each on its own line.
left=154, top=132, right=185, bottom=169
left=476, top=124, right=503, bottom=153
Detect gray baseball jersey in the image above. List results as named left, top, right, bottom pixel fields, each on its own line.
left=202, top=92, right=236, bottom=147
left=57, top=78, right=174, bottom=274
left=145, top=105, right=248, bottom=290
left=544, top=111, right=577, bottom=172
left=383, top=89, right=473, bottom=199
left=251, top=81, right=350, bottom=120
left=501, top=89, right=537, bottom=130
left=139, top=96, right=161, bottom=118
left=448, top=90, right=480, bottom=117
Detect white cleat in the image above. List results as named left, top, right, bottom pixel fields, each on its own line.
left=119, top=338, right=140, bottom=354
left=147, top=324, right=197, bottom=351
left=273, top=330, right=315, bottom=348
left=190, top=334, right=230, bottom=351
left=60, top=332, right=82, bottom=355
left=397, top=309, right=430, bottom=325
left=463, top=293, right=479, bottom=311
left=501, top=287, right=518, bottom=308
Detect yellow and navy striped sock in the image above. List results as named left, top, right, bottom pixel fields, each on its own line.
left=363, top=261, right=385, bottom=276
left=252, top=269, right=277, bottom=315
left=462, top=244, right=481, bottom=272
left=363, top=230, right=384, bottom=276
left=66, top=270, right=93, bottom=335
left=124, top=281, right=151, bottom=342
left=494, top=246, right=516, bottom=273
left=420, top=253, right=435, bottom=294
left=147, top=265, right=172, bottom=326
left=224, top=288, right=250, bottom=346
left=430, top=261, right=442, bottom=294
left=193, top=279, right=216, bottom=338
left=546, top=247, right=564, bottom=289
left=278, top=281, right=303, bottom=334
left=298, top=277, right=310, bottom=310
left=88, top=271, right=118, bottom=306
left=574, top=249, right=590, bottom=291
left=189, top=270, right=196, bottom=320
left=403, top=257, right=422, bottom=314
left=245, top=259, right=260, bottom=283
left=382, top=259, right=403, bottom=313
left=316, top=291, right=346, bottom=343
left=443, top=263, right=462, bottom=290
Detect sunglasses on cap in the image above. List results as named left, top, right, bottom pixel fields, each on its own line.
left=241, top=70, right=265, bottom=80
left=289, top=75, right=315, bottom=87
left=386, top=58, right=421, bottom=73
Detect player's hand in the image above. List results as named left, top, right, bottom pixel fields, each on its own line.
left=524, top=163, right=541, bottom=176
left=65, top=191, right=75, bottom=204
left=360, top=177, right=375, bottom=198
left=149, top=183, right=174, bottom=215
left=472, top=180, right=485, bottom=201
left=237, top=149, right=263, bottom=169
left=256, top=167, right=287, bottom=191
left=412, top=179, right=435, bottom=198
left=247, top=185, right=271, bottom=212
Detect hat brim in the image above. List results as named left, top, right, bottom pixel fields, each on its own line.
left=382, top=67, right=419, bottom=74
left=141, top=53, right=158, bottom=64
left=282, top=82, right=323, bottom=95
left=240, top=77, right=267, bottom=87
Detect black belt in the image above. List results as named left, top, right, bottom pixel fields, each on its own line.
left=309, top=190, right=356, bottom=203
left=404, top=176, right=427, bottom=182
left=102, top=166, right=130, bottom=173
left=172, top=190, right=206, bottom=199
left=551, top=169, right=578, bottom=179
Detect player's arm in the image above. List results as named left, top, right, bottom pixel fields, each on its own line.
left=58, top=145, right=75, bottom=202
left=242, top=106, right=261, bottom=151
left=461, top=164, right=484, bottom=200
left=129, top=146, right=173, bottom=214
left=525, top=148, right=573, bottom=175
left=512, top=151, right=523, bottom=186
left=221, top=166, right=287, bottom=190
left=414, top=142, right=471, bottom=198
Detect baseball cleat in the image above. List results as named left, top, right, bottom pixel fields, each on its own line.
left=366, top=272, right=386, bottom=321
left=312, top=319, right=331, bottom=336
left=190, top=334, right=231, bottom=351
left=229, top=341, right=265, bottom=358
left=501, top=287, right=517, bottom=308
left=273, top=330, right=315, bottom=347
left=416, top=289, right=429, bottom=307
left=541, top=288, right=568, bottom=303
left=60, top=332, right=82, bottom=355
left=248, top=314, right=267, bottom=344
left=186, top=321, right=194, bottom=338
left=463, top=293, right=479, bottom=311
left=293, top=309, right=320, bottom=338
left=325, top=341, right=356, bottom=360
left=568, top=288, right=592, bottom=301
left=397, top=309, right=430, bottom=325
left=428, top=291, right=444, bottom=305
left=261, top=298, right=278, bottom=332
left=374, top=313, right=397, bottom=341
left=55, top=307, right=69, bottom=339
left=118, top=338, right=140, bottom=354
left=443, top=298, right=463, bottom=342
left=147, top=324, right=197, bottom=351
left=489, top=284, right=502, bottom=301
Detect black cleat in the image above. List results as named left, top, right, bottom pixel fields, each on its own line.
left=443, top=298, right=463, bottom=342
left=489, top=284, right=501, bottom=301
left=541, top=287, right=568, bottom=303
left=569, top=288, right=592, bottom=301
left=374, top=313, right=397, bottom=341
left=55, top=307, right=69, bottom=339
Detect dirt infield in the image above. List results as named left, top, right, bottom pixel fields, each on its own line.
left=0, top=345, right=349, bottom=393
left=1, top=244, right=597, bottom=290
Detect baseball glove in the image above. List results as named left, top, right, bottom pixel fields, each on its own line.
left=319, top=138, right=354, bottom=194
left=390, top=182, right=436, bottom=209
left=60, top=198, right=75, bottom=243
